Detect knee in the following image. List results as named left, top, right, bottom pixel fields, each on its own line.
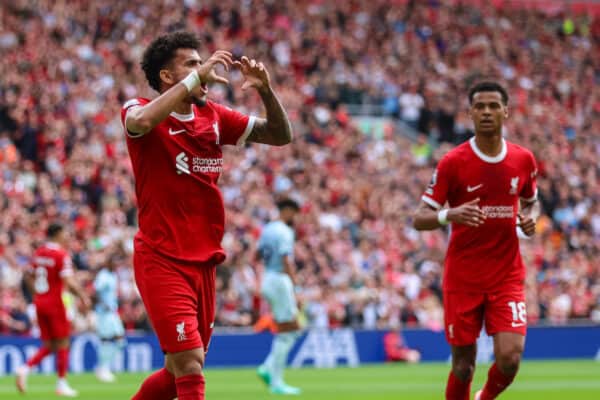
left=171, top=351, right=205, bottom=377
left=452, top=359, right=475, bottom=381
left=496, top=349, right=522, bottom=375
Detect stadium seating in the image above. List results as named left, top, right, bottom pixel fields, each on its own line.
left=0, top=0, right=598, bottom=335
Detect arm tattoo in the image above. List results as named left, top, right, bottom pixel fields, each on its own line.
left=247, top=87, right=293, bottom=146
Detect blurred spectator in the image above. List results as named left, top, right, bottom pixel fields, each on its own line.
left=383, top=326, right=421, bottom=363
left=0, top=0, right=597, bottom=336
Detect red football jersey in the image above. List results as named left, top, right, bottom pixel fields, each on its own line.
left=422, top=137, right=537, bottom=292
left=30, top=243, right=73, bottom=309
left=121, top=98, right=255, bottom=263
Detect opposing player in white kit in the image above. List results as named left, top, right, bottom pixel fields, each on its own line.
left=257, top=199, right=302, bottom=395
left=94, top=254, right=125, bottom=383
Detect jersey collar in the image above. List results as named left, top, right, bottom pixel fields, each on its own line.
left=170, top=109, right=195, bottom=122
left=469, top=137, right=507, bottom=164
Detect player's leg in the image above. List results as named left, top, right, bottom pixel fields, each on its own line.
left=131, top=245, right=209, bottom=400
left=130, top=246, right=179, bottom=400
left=443, top=291, right=484, bottom=400
left=257, top=272, right=278, bottom=385
left=96, top=338, right=120, bottom=382
left=447, top=344, right=477, bottom=400
left=96, top=312, right=125, bottom=382
left=54, top=337, right=78, bottom=397
left=167, top=348, right=206, bottom=400
left=477, top=291, right=527, bottom=400
left=16, top=338, right=52, bottom=393
left=24, top=340, right=53, bottom=368
left=16, top=308, right=53, bottom=393
left=260, top=272, right=301, bottom=395
left=165, top=263, right=217, bottom=400
left=132, top=357, right=177, bottom=400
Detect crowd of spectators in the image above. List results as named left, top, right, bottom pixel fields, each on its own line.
left=0, top=0, right=598, bottom=337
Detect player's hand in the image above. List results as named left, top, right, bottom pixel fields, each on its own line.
left=80, top=295, right=92, bottom=310
left=197, top=50, right=234, bottom=85
left=448, top=198, right=486, bottom=227
left=517, top=213, right=536, bottom=236
left=233, top=56, right=271, bottom=92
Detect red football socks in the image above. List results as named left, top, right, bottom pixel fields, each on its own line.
left=26, top=347, right=51, bottom=367
left=56, top=348, right=69, bottom=378
left=175, top=374, right=205, bottom=400
left=131, top=368, right=177, bottom=400
left=445, top=370, right=472, bottom=400
left=480, top=363, right=516, bottom=399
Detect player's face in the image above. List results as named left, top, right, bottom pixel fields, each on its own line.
left=468, top=91, right=508, bottom=136
left=55, top=229, right=69, bottom=246
left=282, top=208, right=299, bottom=227
left=163, top=48, right=208, bottom=105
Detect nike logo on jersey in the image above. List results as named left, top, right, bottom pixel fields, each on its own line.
left=511, top=322, right=526, bottom=328
left=467, top=184, right=483, bottom=192
left=169, top=128, right=187, bottom=136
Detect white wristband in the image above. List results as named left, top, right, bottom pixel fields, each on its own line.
left=180, top=70, right=201, bottom=92
left=437, top=209, right=449, bottom=225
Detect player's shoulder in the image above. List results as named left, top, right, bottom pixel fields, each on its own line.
left=204, top=100, right=229, bottom=111
left=262, top=220, right=278, bottom=233
left=42, top=242, right=64, bottom=254
left=506, top=140, right=534, bottom=158
left=202, top=100, right=242, bottom=118
left=439, top=140, right=471, bottom=164
left=264, top=220, right=288, bottom=234
left=35, top=243, right=66, bottom=262
left=122, top=97, right=150, bottom=110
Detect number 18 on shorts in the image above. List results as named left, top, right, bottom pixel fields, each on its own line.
left=443, top=290, right=527, bottom=346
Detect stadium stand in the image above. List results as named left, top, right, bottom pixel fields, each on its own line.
left=0, top=0, right=598, bottom=335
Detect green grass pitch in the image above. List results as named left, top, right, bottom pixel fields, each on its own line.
left=1, top=360, right=599, bottom=399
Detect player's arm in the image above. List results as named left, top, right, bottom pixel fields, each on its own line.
left=517, top=153, right=539, bottom=236
left=282, top=255, right=297, bottom=286
left=517, top=198, right=539, bottom=237
left=23, top=269, right=35, bottom=296
left=126, top=51, right=234, bottom=135
left=63, top=275, right=91, bottom=309
left=234, top=56, right=292, bottom=146
left=413, top=198, right=486, bottom=230
left=61, top=257, right=91, bottom=309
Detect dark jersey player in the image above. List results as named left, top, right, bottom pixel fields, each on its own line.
left=122, top=32, right=292, bottom=400
left=413, top=82, right=539, bottom=400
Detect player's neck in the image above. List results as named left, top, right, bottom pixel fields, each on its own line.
left=473, top=134, right=503, bottom=157
left=172, top=102, right=193, bottom=115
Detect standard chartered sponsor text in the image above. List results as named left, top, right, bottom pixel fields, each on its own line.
left=193, top=157, right=223, bottom=173
left=482, top=205, right=514, bottom=219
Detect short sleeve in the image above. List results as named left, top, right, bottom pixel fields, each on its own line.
left=94, top=271, right=106, bottom=291
left=278, top=230, right=294, bottom=256
left=59, top=254, right=74, bottom=278
left=421, top=155, right=452, bottom=210
left=520, top=152, right=538, bottom=202
left=210, top=102, right=256, bottom=147
left=121, top=98, right=149, bottom=138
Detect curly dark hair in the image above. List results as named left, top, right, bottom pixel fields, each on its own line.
left=141, top=31, right=201, bottom=92
left=468, top=81, right=509, bottom=105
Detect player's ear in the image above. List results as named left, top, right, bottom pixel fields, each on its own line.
left=159, top=69, right=175, bottom=86
left=504, top=105, right=509, bottom=119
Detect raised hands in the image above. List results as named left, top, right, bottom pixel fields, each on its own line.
left=197, top=50, right=234, bottom=85
left=233, top=56, right=271, bottom=92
